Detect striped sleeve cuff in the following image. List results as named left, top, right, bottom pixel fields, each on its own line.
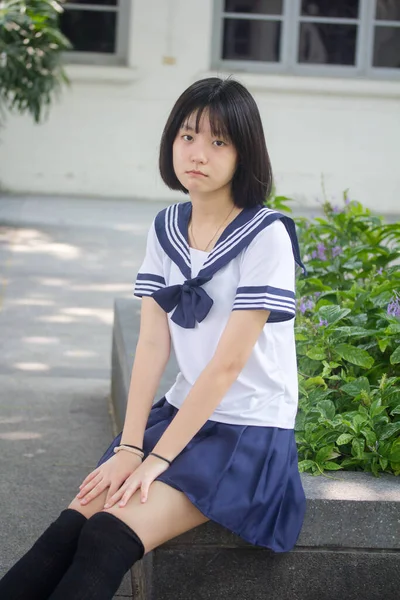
left=134, top=273, right=166, bottom=298
left=232, top=285, right=296, bottom=322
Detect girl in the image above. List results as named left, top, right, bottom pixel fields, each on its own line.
left=0, top=76, right=307, bottom=600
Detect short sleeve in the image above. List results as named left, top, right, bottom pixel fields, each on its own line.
left=133, top=218, right=166, bottom=298
left=232, top=219, right=296, bottom=322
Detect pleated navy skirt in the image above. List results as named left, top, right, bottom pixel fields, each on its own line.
left=96, top=396, right=306, bottom=553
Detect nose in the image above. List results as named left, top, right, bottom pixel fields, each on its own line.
left=190, top=139, right=208, bottom=165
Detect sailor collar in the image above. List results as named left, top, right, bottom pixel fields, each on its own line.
left=152, top=201, right=305, bottom=329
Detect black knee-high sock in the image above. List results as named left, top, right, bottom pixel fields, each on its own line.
left=48, top=511, right=145, bottom=600
left=0, top=508, right=87, bottom=600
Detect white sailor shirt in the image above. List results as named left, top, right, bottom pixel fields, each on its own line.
left=134, top=201, right=306, bottom=429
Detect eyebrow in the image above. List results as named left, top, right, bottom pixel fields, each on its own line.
left=181, top=123, right=195, bottom=131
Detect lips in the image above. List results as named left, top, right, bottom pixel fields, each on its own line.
left=187, top=170, right=207, bottom=176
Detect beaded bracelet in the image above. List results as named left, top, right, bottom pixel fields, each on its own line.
left=149, top=452, right=172, bottom=466
left=113, top=446, right=144, bottom=460
left=120, top=443, right=144, bottom=453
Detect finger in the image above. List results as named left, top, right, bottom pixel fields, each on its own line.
left=77, top=474, right=103, bottom=498
left=119, top=481, right=140, bottom=507
left=79, top=468, right=100, bottom=489
left=79, top=481, right=108, bottom=505
left=104, top=484, right=122, bottom=508
left=104, top=483, right=128, bottom=508
left=140, top=480, right=150, bottom=504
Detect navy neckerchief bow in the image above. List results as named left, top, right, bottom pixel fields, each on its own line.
left=152, top=275, right=213, bottom=329
left=151, top=202, right=306, bottom=329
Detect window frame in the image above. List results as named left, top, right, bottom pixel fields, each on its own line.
left=212, top=0, right=400, bottom=80
left=61, top=0, right=131, bottom=66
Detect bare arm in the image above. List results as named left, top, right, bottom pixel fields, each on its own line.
left=120, top=296, right=171, bottom=447
left=152, top=309, right=270, bottom=461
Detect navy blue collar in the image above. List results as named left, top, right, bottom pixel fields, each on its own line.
left=154, top=201, right=305, bottom=280
left=152, top=201, right=305, bottom=328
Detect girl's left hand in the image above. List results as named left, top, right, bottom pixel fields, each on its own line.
left=104, top=454, right=170, bottom=508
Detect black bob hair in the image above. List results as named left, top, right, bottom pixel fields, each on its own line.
left=159, top=77, right=273, bottom=209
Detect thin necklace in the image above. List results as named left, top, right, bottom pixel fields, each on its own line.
left=189, top=204, right=237, bottom=252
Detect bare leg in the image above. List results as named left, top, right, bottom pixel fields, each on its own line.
left=102, top=480, right=209, bottom=553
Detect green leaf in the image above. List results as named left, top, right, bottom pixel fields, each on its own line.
left=298, top=460, right=316, bottom=472
left=385, top=323, right=400, bottom=334
left=304, top=377, right=327, bottom=390
left=336, top=433, right=354, bottom=445
left=340, top=377, right=370, bottom=397
left=361, top=429, right=377, bottom=447
left=317, top=400, right=336, bottom=420
left=379, top=457, right=388, bottom=470
left=390, top=346, right=400, bottom=365
left=306, top=347, right=327, bottom=360
left=334, top=344, right=374, bottom=368
left=316, top=445, right=336, bottom=463
left=389, top=439, right=400, bottom=463
left=353, top=414, right=368, bottom=430
left=379, top=422, right=400, bottom=441
left=323, top=462, right=343, bottom=471
left=334, top=326, right=378, bottom=339
left=370, top=398, right=386, bottom=419
left=352, top=438, right=365, bottom=458
left=318, top=305, right=351, bottom=326
left=378, top=338, right=390, bottom=353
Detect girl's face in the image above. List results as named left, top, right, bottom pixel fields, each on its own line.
left=172, top=110, right=238, bottom=198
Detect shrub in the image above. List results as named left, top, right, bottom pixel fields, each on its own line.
left=268, top=191, right=400, bottom=477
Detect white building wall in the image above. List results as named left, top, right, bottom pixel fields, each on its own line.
left=0, top=0, right=399, bottom=213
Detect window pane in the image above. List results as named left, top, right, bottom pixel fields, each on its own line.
left=373, top=27, right=400, bottom=67
left=301, top=0, right=359, bottom=19
left=375, top=1, right=400, bottom=21
left=60, top=10, right=117, bottom=53
left=224, top=0, right=283, bottom=16
left=223, top=19, right=281, bottom=61
left=298, top=23, right=357, bottom=65
left=64, top=1, right=117, bottom=5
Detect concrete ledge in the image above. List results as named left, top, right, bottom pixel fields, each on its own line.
left=112, top=298, right=400, bottom=600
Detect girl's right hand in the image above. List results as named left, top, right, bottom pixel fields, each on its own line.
left=76, top=451, right=143, bottom=507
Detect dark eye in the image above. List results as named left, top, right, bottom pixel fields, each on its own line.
left=213, top=140, right=226, bottom=147
left=182, top=134, right=193, bottom=142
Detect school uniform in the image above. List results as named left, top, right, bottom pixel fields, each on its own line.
left=97, top=201, right=307, bottom=553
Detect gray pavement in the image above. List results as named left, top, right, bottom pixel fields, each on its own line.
left=0, top=195, right=169, bottom=599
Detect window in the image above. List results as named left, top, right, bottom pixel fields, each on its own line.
left=60, top=0, right=131, bottom=65
left=213, top=0, right=400, bottom=79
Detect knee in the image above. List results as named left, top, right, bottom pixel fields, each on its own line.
left=76, top=512, right=145, bottom=566
left=67, top=498, right=102, bottom=520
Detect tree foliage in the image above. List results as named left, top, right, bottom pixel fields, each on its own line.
left=0, top=0, right=71, bottom=124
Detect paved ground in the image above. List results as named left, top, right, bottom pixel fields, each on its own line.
left=0, top=195, right=168, bottom=598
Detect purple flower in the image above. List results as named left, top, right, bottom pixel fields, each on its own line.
left=317, top=243, right=327, bottom=261
left=314, top=292, right=321, bottom=298
left=299, top=298, right=315, bottom=314
left=318, top=319, right=329, bottom=327
left=344, top=191, right=350, bottom=205
left=387, top=297, right=400, bottom=318
left=332, top=245, right=342, bottom=258
left=332, top=205, right=342, bottom=214
left=311, top=250, right=317, bottom=259
left=377, top=267, right=383, bottom=275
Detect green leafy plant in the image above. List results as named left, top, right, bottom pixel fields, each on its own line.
left=0, top=0, right=71, bottom=124
left=267, top=191, right=400, bottom=477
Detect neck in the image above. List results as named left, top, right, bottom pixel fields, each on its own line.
left=189, top=187, right=238, bottom=228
